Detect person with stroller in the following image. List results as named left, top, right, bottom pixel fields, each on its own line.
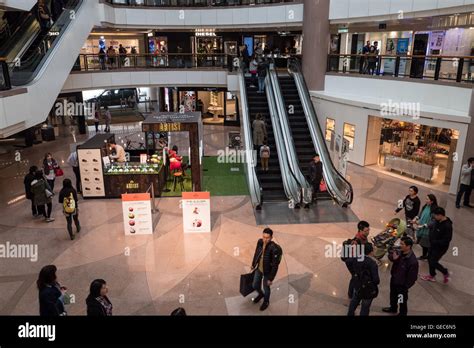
left=413, top=194, right=438, bottom=261
left=382, top=237, right=419, bottom=316
left=395, top=185, right=421, bottom=226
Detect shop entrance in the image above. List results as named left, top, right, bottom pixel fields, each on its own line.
left=365, top=116, right=458, bottom=189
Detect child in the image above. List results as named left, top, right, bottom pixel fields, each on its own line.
left=260, top=141, right=270, bottom=171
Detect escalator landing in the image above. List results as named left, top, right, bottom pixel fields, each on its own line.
left=254, top=201, right=358, bottom=225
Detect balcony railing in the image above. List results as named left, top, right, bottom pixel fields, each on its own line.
left=327, top=54, right=474, bottom=84
left=106, top=0, right=295, bottom=7
left=73, top=53, right=236, bottom=71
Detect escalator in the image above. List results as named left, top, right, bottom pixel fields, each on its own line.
left=277, top=73, right=332, bottom=201
left=0, top=10, right=39, bottom=63
left=284, top=58, right=353, bottom=206
left=245, top=77, right=287, bottom=201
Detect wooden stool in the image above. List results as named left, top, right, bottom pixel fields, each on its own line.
left=173, top=172, right=185, bottom=191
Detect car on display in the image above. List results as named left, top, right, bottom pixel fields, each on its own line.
left=86, top=88, right=139, bottom=108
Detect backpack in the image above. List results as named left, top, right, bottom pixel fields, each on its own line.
left=63, top=192, right=75, bottom=214
left=353, top=267, right=378, bottom=300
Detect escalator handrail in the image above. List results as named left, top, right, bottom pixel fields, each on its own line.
left=238, top=70, right=263, bottom=209
left=265, top=70, right=301, bottom=205
left=288, top=58, right=354, bottom=206
left=268, top=66, right=312, bottom=204
left=0, top=12, right=36, bottom=56
left=10, top=0, right=84, bottom=86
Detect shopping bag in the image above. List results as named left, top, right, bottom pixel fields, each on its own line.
left=54, top=168, right=64, bottom=176
left=239, top=271, right=255, bottom=297
left=319, top=180, right=327, bottom=192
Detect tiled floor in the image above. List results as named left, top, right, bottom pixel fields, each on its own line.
left=0, top=126, right=472, bottom=316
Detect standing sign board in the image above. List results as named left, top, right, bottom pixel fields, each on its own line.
left=122, top=193, right=153, bottom=235
left=182, top=192, right=211, bottom=233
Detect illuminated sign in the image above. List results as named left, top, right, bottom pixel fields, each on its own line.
left=159, top=123, right=181, bottom=132
left=126, top=180, right=139, bottom=190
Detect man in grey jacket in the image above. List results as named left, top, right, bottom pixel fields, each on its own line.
left=455, top=157, right=473, bottom=208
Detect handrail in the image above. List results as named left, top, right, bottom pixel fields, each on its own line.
left=329, top=53, right=474, bottom=59
left=105, top=0, right=297, bottom=8
left=268, top=66, right=311, bottom=205
left=238, top=70, right=262, bottom=209
left=265, top=68, right=301, bottom=207
left=289, top=58, right=353, bottom=206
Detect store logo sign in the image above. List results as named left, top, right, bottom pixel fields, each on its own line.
left=126, top=180, right=139, bottom=190
left=380, top=99, right=420, bottom=119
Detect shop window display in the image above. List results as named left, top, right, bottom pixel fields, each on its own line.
left=325, top=118, right=335, bottom=142
left=343, top=123, right=355, bottom=150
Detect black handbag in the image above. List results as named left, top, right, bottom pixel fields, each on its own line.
left=239, top=271, right=255, bottom=297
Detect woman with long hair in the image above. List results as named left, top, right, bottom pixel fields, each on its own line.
left=86, top=279, right=113, bottom=316
left=37, top=265, right=66, bottom=316
left=415, top=194, right=438, bottom=260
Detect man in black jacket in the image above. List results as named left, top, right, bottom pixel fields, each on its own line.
left=251, top=228, right=282, bottom=311
left=420, top=207, right=453, bottom=284
left=383, top=237, right=419, bottom=316
left=308, top=154, right=323, bottom=203
left=24, top=166, right=38, bottom=217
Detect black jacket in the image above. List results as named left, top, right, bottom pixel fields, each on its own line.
left=346, top=255, right=380, bottom=289
left=251, top=239, right=282, bottom=281
left=388, top=250, right=419, bottom=289
left=309, top=160, right=323, bottom=183
left=430, top=218, right=453, bottom=251
left=24, top=173, right=36, bottom=199
left=58, top=187, right=79, bottom=209
left=39, top=283, right=65, bottom=316
left=86, top=296, right=112, bottom=316
left=395, top=195, right=421, bottom=220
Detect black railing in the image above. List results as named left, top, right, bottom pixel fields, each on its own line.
left=327, top=54, right=474, bottom=84
left=0, top=58, right=12, bottom=90
left=74, top=53, right=237, bottom=71
left=106, top=0, right=295, bottom=7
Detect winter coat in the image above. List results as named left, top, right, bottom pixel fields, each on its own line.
left=39, top=283, right=65, bottom=316
left=346, top=255, right=380, bottom=290
left=388, top=250, right=418, bottom=289
left=251, top=239, right=282, bottom=281
left=395, top=195, right=421, bottom=221
left=24, top=173, right=36, bottom=200
left=430, top=218, right=453, bottom=252
left=58, top=187, right=79, bottom=214
left=309, top=160, right=323, bottom=183
left=86, top=296, right=113, bottom=316
left=31, top=179, right=52, bottom=206
left=252, top=119, right=266, bottom=146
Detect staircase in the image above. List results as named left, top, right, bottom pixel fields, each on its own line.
left=245, top=77, right=286, bottom=202
left=278, top=74, right=332, bottom=201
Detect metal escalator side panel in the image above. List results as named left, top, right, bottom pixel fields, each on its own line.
left=288, top=59, right=354, bottom=206
left=238, top=71, right=263, bottom=209
left=268, top=67, right=312, bottom=204
left=264, top=72, right=301, bottom=206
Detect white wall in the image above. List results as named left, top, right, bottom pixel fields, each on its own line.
left=101, top=2, right=303, bottom=28
left=62, top=70, right=229, bottom=92
left=329, top=0, right=474, bottom=21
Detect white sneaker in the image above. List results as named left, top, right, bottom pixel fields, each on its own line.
left=46, top=218, right=55, bottom=223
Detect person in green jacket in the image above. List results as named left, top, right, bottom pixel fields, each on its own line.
left=414, top=194, right=438, bottom=260
left=31, top=170, right=55, bottom=222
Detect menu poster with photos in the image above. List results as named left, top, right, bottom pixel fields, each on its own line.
left=182, top=192, right=211, bottom=233
left=78, top=149, right=105, bottom=198
left=122, top=193, right=153, bottom=235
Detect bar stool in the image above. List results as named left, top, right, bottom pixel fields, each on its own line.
left=173, top=171, right=185, bottom=191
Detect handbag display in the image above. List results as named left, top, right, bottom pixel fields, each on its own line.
left=319, top=180, right=327, bottom=192
left=54, top=168, right=64, bottom=176
left=239, top=270, right=255, bottom=297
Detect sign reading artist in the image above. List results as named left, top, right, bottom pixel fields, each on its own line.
left=182, top=192, right=211, bottom=233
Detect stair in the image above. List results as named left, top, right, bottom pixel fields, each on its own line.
left=245, top=77, right=287, bottom=202
left=278, top=74, right=332, bottom=201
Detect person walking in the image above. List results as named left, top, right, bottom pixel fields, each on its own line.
left=382, top=237, right=419, bottom=316
left=67, top=148, right=81, bottom=194
left=250, top=228, right=283, bottom=311
left=413, top=194, right=438, bottom=260
left=257, top=58, right=268, bottom=93
left=347, top=243, right=379, bottom=316
left=24, top=165, right=39, bottom=217
left=94, top=107, right=101, bottom=132
left=59, top=178, right=81, bottom=240
left=104, top=106, right=111, bottom=133
left=37, top=265, right=67, bottom=316
left=252, top=114, right=267, bottom=151
left=308, top=154, right=323, bottom=203
left=259, top=141, right=270, bottom=172
left=455, top=157, right=473, bottom=208
left=43, top=153, right=59, bottom=192
left=31, top=170, right=55, bottom=222
left=86, top=279, right=113, bottom=316
left=342, top=221, right=370, bottom=301
left=420, top=207, right=453, bottom=284
left=395, top=186, right=421, bottom=222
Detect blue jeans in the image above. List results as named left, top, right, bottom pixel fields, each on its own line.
left=258, top=77, right=265, bottom=92
left=252, top=269, right=271, bottom=303
left=348, top=288, right=373, bottom=316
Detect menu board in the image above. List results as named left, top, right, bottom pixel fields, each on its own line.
left=121, top=193, right=153, bottom=235
left=182, top=192, right=211, bottom=233
left=77, top=149, right=105, bottom=198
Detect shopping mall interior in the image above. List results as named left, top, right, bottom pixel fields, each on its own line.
left=0, top=0, right=473, bottom=341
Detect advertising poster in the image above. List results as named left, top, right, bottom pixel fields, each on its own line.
left=78, top=149, right=105, bottom=198
left=122, top=193, right=153, bottom=235
left=383, top=38, right=398, bottom=74
left=182, top=192, right=211, bottom=233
